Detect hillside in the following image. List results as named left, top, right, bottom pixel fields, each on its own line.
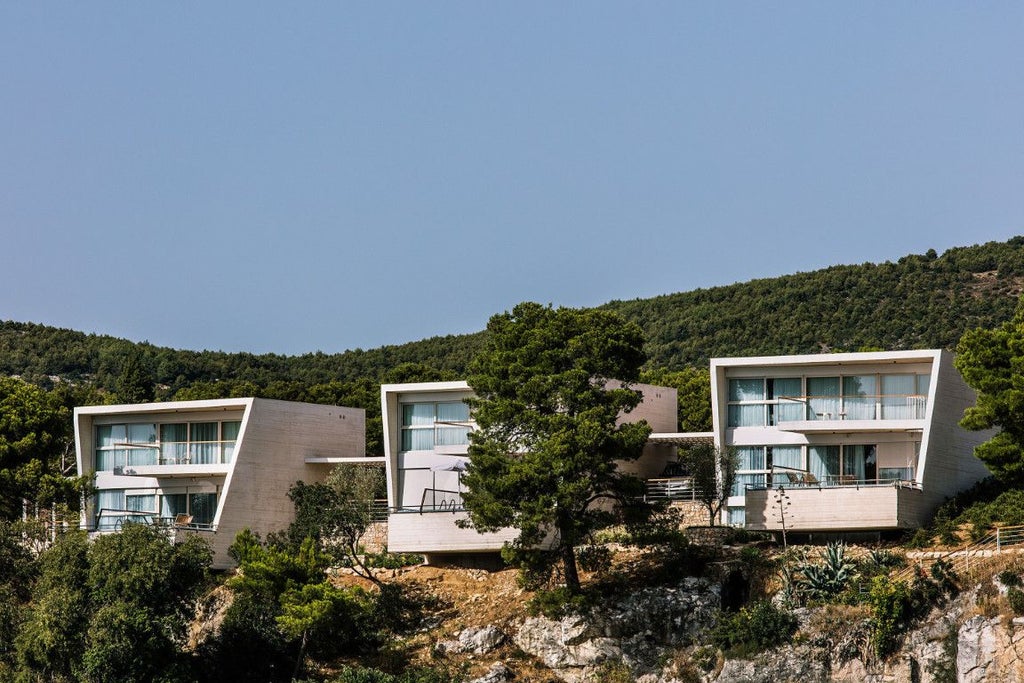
left=3, top=237, right=1023, bottom=392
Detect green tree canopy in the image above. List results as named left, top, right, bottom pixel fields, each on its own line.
left=0, top=376, right=80, bottom=518
left=956, top=298, right=1024, bottom=480
left=461, top=302, right=653, bottom=594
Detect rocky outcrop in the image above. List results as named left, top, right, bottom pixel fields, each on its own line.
left=511, top=577, right=720, bottom=681
left=956, top=615, right=1024, bottom=682
left=435, top=625, right=506, bottom=656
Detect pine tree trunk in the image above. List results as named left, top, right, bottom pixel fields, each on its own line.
left=561, top=541, right=581, bottom=594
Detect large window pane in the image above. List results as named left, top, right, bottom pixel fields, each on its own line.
left=222, top=421, right=240, bottom=463
left=807, top=377, right=840, bottom=420
left=127, top=423, right=157, bottom=444
left=842, top=376, right=877, bottom=420
left=190, top=422, right=219, bottom=464
left=436, top=402, right=469, bottom=423
left=189, top=493, right=217, bottom=526
left=128, top=447, right=158, bottom=467
left=772, top=446, right=803, bottom=471
left=95, top=489, right=125, bottom=530
left=732, top=473, right=764, bottom=496
left=96, top=425, right=126, bottom=448
left=729, top=379, right=764, bottom=401
left=736, top=446, right=765, bottom=471
left=728, top=404, right=764, bottom=427
left=881, top=375, right=917, bottom=419
left=161, top=423, right=188, bottom=464
left=161, top=493, right=187, bottom=518
left=402, top=404, right=435, bottom=427
left=436, top=426, right=470, bottom=446
left=808, top=446, right=839, bottom=482
left=401, top=429, right=434, bottom=451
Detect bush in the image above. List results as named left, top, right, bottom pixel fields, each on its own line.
left=1008, top=588, right=1024, bottom=615
left=577, top=545, right=612, bottom=574
left=527, top=587, right=594, bottom=619
left=999, top=570, right=1022, bottom=587
left=710, top=601, right=798, bottom=656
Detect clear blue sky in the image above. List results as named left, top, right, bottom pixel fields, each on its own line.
left=2, top=3, right=1022, bottom=355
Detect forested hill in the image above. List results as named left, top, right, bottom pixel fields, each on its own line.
left=603, top=237, right=1024, bottom=369
left=3, top=236, right=1024, bottom=393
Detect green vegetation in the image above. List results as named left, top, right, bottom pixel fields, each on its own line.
left=282, top=464, right=387, bottom=586
left=710, top=600, right=798, bottom=656
left=14, top=524, right=212, bottom=682
left=461, top=302, right=653, bottom=595
left=679, top=444, right=738, bottom=526
left=956, top=296, right=1024, bottom=481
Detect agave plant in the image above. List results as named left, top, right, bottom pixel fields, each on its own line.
left=798, top=542, right=856, bottom=602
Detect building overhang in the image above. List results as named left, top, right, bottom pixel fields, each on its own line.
left=304, top=456, right=386, bottom=465
left=775, top=420, right=925, bottom=435
left=648, top=432, right=715, bottom=445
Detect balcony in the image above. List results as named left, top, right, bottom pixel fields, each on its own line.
left=99, top=440, right=236, bottom=476
left=772, top=395, right=927, bottom=434
left=743, top=478, right=927, bottom=532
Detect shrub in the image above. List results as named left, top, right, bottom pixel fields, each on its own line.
left=710, top=600, right=798, bottom=656
left=527, top=587, right=594, bottom=619
left=999, top=570, right=1022, bottom=587
left=577, top=545, right=612, bottom=574
left=1008, top=588, right=1024, bottom=615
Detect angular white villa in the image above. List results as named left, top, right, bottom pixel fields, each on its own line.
left=74, top=398, right=369, bottom=568
left=380, top=380, right=679, bottom=563
left=711, top=350, right=992, bottom=534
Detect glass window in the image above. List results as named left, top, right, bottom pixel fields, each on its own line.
left=726, top=507, right=746, bottom=527
left=126, top=494, right=156, bottom=512
left=728, top=404, right=764, bottom=427
left=401, top=402, right=472, bottom=451
left=729, top=379, right=764, bottom=402
left=736, top=446, right=765, bottom=471
left=222, top=421, right=241, bottom=462
left=97, top=425, right=126, bottom=448
left=771, top=446, right=803, bottom=471
left=190, top=422, right=219, bottom=464
left=402, top=404, right=435, bottom=427
left=807, top=377, right=840, bottom=420
left=808, top=445, right=839, bottom=481
left=95, top=489, right=125, bottom=530
left=843, top=375, right=877, bottom=420
left=732, top=473, right=764, bottom=496
left=879, top=467, right=914, bottom=481
left=881, top=374, right=917, bottom=419
left=127, top=423, right=157, bottom=444
left=189, top=493, right=217, bottom=526
left=161, top=493, right=187, bottom=519
left=161, top=424, right=188, bottom=464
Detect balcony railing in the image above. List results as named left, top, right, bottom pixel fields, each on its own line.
left=98, top=440, right=237, bottom=470
left=644, top=476, right=706, bottom=502
left=776, top=395, right=927, bottom=422
left=92, top=508, right=217, bottom=532
left=744, top=473, right=921, bottom=491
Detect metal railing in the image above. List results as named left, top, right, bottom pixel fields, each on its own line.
left=414, top=488, right=463, bottom=513
left=744, top=466, right=921, bottom=491
left=896, top=524, right=1024, bottom=583
left=644, top=477, right=704, bottom=502
left=93, top=508, right=216, bottom=532
left=775, top=394, right=927, bottom=422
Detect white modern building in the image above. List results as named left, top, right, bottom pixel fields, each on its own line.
left=74, top=398, right=369, bottom=568
left=709, top=350, right=992, bottom=534
left=380, top=380, right=679, bottom=563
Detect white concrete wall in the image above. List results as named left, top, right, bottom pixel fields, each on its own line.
left=76, top=398, right=366, bottom=569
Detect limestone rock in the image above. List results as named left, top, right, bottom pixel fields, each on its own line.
left=468, top=661, right=512, bottom=683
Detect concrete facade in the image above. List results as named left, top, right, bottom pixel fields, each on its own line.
left=708, top=350, right=993, bottom=533
left=75, top=398, right=369, bottom=568
left=381, top=380, right=678, bottom=562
